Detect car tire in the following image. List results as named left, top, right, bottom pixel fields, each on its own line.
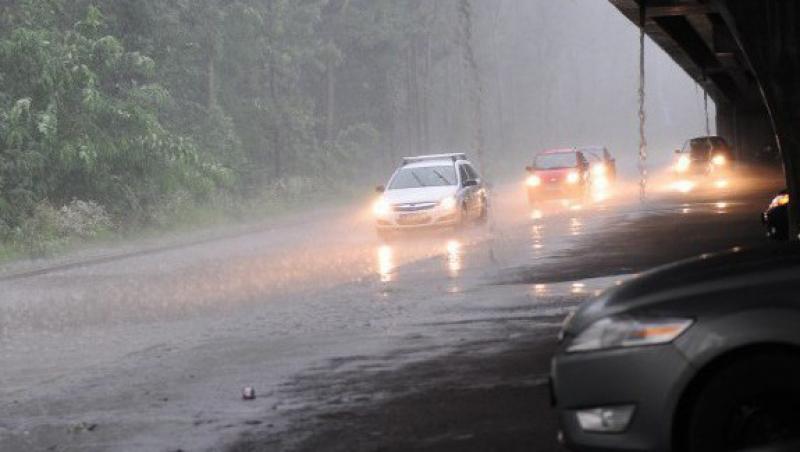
left=684, top=351, right=800, bottom=452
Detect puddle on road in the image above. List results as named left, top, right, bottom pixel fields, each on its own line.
left=372, top=236, right=468, bottom=293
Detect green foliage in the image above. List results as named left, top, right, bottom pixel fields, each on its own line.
left=0, top=2, right=220, bottom=233
left=0, top=0, right=467, bottom=256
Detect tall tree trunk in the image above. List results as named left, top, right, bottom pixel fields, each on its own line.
left=422, top=33, right=431, bottom=152
left=270, top=63, right=282, bottom=179
left=207, top=27, right=217, bottom=110
left=325, top=57, right=336, bottom=143
left=405, top=45, right=415, bottom=155
left=411, top=41, right=423, bottom=153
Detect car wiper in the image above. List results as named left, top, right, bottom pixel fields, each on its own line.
left=432, top=169, right=453, bottom=185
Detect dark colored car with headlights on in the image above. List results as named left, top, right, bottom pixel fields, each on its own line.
left=551, top=244, right=800, bottom=452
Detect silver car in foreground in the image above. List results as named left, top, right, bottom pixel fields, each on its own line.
left=552, top=244, right=800, bottom=452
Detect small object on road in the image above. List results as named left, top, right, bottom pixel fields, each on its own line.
left=68, top=422, right=97, bottom=433
left=242, top=386, right=256, bottom=400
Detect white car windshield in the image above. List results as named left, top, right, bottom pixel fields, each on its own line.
left=389, top=166, right=457, bottom=189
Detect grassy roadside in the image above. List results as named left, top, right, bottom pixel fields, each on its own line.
left=0, top=184, right=369, bottom=268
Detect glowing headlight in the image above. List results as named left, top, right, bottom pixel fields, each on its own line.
left=592, top=164, right=606, bottom=176
left=372, top=198, right=391, bottom=217
left=440, top=196, right=457, bottom=211
left=566, top=171, right=580, bottom=184
left=676, top=155, right=691, bottom=172
left=712, top=154, right=727, bottom=166
left=566, top=317, right=693, bottom=353
left=526, top=175, right=542, bottom=187
left=770, top=193, right=790, bottom=209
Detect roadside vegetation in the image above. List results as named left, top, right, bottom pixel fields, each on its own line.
left=0, top=1, right=473, bottom=258
left=0, top=1, right=709, bottom=259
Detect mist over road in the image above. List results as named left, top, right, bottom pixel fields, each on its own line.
left=0, top=171, right=777, bottom=451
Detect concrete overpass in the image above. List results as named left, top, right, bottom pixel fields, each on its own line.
left=610, top=0, right=800, bottom=236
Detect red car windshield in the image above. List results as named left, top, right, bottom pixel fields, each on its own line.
left=535, top=153, right=577, bottom=170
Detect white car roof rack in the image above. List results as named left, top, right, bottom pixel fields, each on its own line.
left=402, top=153, right=468, bottom=165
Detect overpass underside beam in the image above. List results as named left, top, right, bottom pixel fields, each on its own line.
left=611, top=0, right=800, bottom=237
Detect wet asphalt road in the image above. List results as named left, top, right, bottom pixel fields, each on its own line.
left=0, top=170, right=782, bottom=452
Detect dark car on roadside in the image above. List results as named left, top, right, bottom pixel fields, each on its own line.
left=551, top=244, right=800, bottom=452
left=763, top=189, right=790, bottom=240
left=526, top=148, right=590, bottom=204
left=578, top=146, right=617, bottom=184
left=672, top=136, right=734, bottom=180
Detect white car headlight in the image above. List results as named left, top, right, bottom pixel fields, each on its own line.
left=527, top=175, right=542, bottom=187
left=566, top=171, right=580, bottom=184
left=440, top=196, right=457, bottom=211
left=373, top=198, right=391, bottom=217
left=676, top=155, right=691, bottom=172
left=566, top=317, right=693, bottom=353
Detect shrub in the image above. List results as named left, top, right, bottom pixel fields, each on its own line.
left=56, top=200, right=112, bottom=239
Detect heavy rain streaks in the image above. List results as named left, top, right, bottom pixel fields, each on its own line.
left=0, top=2, right=775, bottom=452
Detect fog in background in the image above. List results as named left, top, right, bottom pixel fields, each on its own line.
left=0, top=0, right=717, bottom=250
left=395, top=0, right=716, bottom=181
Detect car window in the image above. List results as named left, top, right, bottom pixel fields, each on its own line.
left=465, top=164, right=480, bottom=181
left=583, top=152, right=601, bottom=163
left=535, top=153, right=578, bottom=169
left=687, top=139, right=712, bottom=160
left=388, top=166, right=457, bottom=189
left=458, top=165, right=470, bottom=185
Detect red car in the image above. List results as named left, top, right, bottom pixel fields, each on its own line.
left=525, top=148, right=590, bottom=204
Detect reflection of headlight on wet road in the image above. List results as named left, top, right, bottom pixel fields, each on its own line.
left=714, top=179, right=729, bottom=189
left=373, top=198, right=391, bottom=217
left=445, top=239, right=462, bottom=277
left=567, top=172, right=580, bottom=184
left=377, top=245, right=393, bottom=282
left=675, top=155, right=690, bottom=172
left=671, top=180, right=695, bottom=194
left=526, top=175, right=541, bottom=187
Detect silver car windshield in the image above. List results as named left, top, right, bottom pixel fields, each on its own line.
left=389, top=166, right=457, bottom=189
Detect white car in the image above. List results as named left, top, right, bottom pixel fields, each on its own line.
left=373, top=153, right=488, bottom=238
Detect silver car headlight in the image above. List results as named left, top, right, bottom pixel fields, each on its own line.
left=566, top=316, right=693, bottom=353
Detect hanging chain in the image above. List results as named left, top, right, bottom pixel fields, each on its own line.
left=459, top=0, right=486, bottom=177
left=638, top=4, right=647, bottom=203
left=703, top=86, right=710, bottom=135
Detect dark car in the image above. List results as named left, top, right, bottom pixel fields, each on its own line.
left=551, top=245, right=800, bottom=452
left=579, top=146, right=617, bottom=184
left=763, top=190, right=790, bottom=240
left=526, top=148, right=590, bottom=204
left=673, top=136, right=734, bottom=179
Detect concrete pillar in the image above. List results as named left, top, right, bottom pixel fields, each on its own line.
left=716, top=103, right=775, bottom=162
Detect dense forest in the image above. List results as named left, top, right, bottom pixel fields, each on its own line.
left=0, top=1, right=711, bottom=254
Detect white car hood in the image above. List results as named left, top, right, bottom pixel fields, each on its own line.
left=383, top=186, right=457, bottom=205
